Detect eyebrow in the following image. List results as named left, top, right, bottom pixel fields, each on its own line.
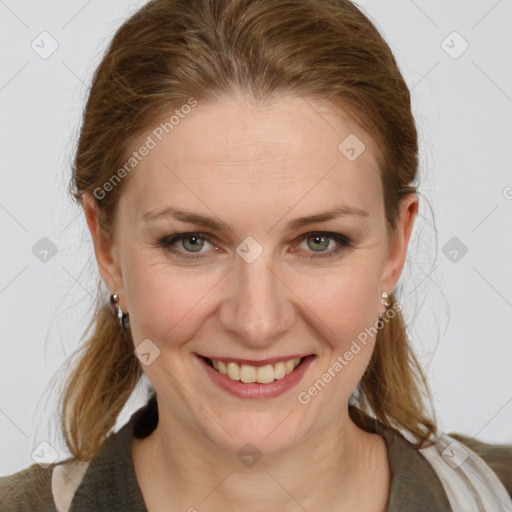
left=141, top=205, right=369, bottom=231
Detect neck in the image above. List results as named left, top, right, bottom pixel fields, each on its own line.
left=132, top=400, right=390, bottom=512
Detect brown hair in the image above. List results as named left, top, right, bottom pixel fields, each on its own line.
left=61, top=0, right=436, bottom=462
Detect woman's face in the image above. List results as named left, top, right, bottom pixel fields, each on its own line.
left=85, top=93, right=417, bottom=456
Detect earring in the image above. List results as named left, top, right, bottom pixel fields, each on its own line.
left=109, top=293, right=130, bottom=331
left=379, top=291, right=391, bottom=321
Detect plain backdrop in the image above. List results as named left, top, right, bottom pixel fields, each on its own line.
left=1, top=0, right=511, bottom=476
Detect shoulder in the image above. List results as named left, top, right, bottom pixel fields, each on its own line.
left=0, top=462, right=57, bottom=512
left=449, top=432, right=512, bottom=498
left=370, top=422, right=453, bottom=510
left=0, top=396, right=157, bottom=512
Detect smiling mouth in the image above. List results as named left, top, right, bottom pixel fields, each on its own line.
left=201, top=356, right=307, bottom=384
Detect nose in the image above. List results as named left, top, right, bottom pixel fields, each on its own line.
left=219, top=245, right=296, bottom=349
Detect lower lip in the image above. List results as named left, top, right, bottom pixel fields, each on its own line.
left=196, top=354, right=315, bottom=399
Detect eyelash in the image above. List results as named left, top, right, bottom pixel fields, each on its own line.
left=157, top=231, right=352, bottom=260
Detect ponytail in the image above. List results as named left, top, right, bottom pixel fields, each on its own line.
left=58, top=300, right=141, bottom=461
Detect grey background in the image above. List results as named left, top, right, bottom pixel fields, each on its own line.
left=1, top=0, right=511, bottom=475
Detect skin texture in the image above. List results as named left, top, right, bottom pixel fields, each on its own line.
left=83, top=93, right=418, bottom=511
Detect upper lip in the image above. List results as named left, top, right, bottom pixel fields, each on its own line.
left=197, top=353, right=313, bottom=367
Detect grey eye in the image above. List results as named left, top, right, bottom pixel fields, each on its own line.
left=306, top=234, right=331, bottom=252
left=181, top=235, right=205, bottom=252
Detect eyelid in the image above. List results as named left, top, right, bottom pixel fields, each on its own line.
left=294, top=231, right=351, bottom=258
left=157, top=232, right=217, bottom=258
left=157, top=231, right=352, bottom=260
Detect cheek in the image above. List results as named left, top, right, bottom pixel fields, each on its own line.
left=122, top=250, right=224, bottom=345
left=292, top=264, right=381, bottom=384
left=122, top=242, right=383, bottom=353
left=293, top=263, right=381, bottom=338
left=292, top=270, right=383, bottom=412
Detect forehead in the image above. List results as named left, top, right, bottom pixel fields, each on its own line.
left=120, top=95, right=384, bottom=226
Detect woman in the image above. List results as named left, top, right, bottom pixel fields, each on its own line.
left=1, top=0, right=511, bottom=510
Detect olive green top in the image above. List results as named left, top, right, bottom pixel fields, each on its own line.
left=1, top=395, right=511, bottom=511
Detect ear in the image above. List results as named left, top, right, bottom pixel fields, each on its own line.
left=380, top=192, right=419, bottom=294
left=82, top=192, right=124, bottom=301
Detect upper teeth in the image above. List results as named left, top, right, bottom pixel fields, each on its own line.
left=211, top=358, right=302, bottom=384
